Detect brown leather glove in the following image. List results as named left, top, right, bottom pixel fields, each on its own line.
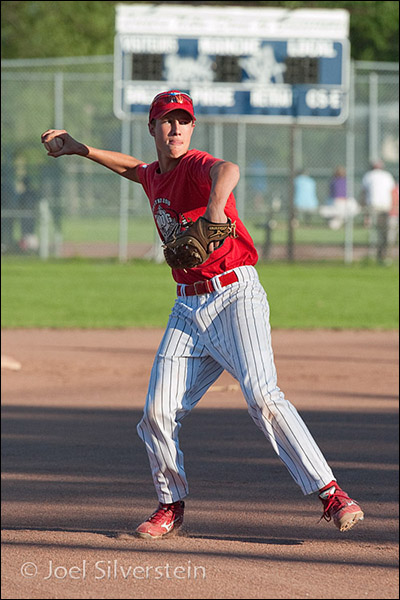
left=163, top=217, right=237, bottom=269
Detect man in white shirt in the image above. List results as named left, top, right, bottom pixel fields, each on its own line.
left=361, top=161, right=396, bottom=263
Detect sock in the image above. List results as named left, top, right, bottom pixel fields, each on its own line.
left=318, top=480, right=339, bottom=495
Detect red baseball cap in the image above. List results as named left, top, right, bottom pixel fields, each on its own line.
left=149, top=90, right=196, bottom=123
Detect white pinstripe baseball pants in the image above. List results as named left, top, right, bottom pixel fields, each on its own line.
left=137, top=265, right=335, bottom=504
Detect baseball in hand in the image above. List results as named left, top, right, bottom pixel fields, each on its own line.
left=44, top=137, right=64, bottom=153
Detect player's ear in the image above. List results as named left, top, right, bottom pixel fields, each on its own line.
left=148, top=120, right=156, bottom=137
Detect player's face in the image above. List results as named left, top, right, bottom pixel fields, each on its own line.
left=149, top=109, right=195, bottom=162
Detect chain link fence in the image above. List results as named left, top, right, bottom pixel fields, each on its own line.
left=1, top=56, right=398, bottom=263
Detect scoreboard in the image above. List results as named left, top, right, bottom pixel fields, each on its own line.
left=114, top=4, right=350, bottom=124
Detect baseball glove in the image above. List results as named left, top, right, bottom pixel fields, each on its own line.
left=163, top=217, right=237, bottom=269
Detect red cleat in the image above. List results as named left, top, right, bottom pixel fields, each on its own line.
left=319, top=483, right=364, bottom=532
left=135, top=500, right=185, bottom=539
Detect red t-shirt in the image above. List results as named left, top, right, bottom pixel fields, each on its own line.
left=137, top=148, right=258, bottom=284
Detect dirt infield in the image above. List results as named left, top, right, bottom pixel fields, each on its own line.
left=1, top=328, right=399, bottom=599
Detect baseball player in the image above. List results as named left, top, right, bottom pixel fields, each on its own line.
left=41, top=90, right=364, bottom=539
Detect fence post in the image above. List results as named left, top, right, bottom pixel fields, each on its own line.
left=39, top=199, right=50, bottom=260
left=369, top=71, right=379, bottom=163
left=345, top=60, right=356, bottom=264
left=236, top=121, right=246, bottom=219
left=287, top=124, right=297, bottom=262
left=214, top=122, right=223, bottom=159
left=54, top=72, right=64, bottom=129
left=119, top=117, right=131, bottom=262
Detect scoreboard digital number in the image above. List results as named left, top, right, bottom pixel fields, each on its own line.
left=114, top=5, right=350, bottom=124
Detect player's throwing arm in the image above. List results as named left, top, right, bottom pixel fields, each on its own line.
left=41, top=129, right=144, bottom=182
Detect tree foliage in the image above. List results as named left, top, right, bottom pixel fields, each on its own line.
left=1, top=1, right=399, bottom=62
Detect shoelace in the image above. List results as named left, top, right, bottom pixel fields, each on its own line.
left=147, top=503, right=181, bottom=524
left=320, top=489, right=351, bottom=523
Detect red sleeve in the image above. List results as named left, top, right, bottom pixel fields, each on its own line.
left=137, top=163, right=150, bottom=189
left=187, top=151, right=222, bottom=186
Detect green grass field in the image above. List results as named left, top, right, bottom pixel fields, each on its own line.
left=2, top=258, right=398, bottom=329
